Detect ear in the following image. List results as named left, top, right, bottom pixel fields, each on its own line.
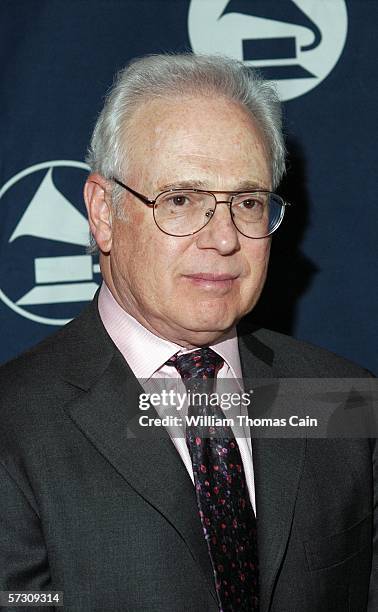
left=84, top=173, right=114, bottom=252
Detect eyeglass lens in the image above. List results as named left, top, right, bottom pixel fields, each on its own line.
left=153, top=191, right=284, bottom=237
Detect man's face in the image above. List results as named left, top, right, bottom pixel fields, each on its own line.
left=105, top=95, right=272, bottom=347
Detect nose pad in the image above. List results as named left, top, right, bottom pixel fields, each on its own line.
left=201, top=201, right=236, bottom=233
left=196, top=199, right=240, bottom=253
left=209, top=201, right=234, bottom=226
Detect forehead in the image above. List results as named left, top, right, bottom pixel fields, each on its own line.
left=126, top=95, right=272, bottom=190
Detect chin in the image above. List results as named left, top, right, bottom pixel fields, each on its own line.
left=181, top=330, right=229, bottom=348
left=180, top=314, right=237, bottom=341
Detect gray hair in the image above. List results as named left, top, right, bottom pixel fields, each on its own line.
left=86, top=53, right=286, bottom=245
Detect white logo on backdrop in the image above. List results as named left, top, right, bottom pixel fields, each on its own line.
left=0, top=160, right=100, bottom=325
left=188, top=0, right=348, bottom=101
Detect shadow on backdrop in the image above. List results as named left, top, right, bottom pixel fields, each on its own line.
left=241, top=137, right=317, bottom=337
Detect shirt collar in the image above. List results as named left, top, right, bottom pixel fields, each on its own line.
left=98, top=281, right=242, bottom=380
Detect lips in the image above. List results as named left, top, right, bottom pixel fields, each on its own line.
left=182, top=273, right=239, bottom=293
left=184, top=273, right=239, bottom=281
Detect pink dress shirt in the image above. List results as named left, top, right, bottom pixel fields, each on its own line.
left=98, top=282, right=256, bottom=513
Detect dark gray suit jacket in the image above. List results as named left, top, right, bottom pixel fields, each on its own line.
left=0, top=299, right=376, bottom=611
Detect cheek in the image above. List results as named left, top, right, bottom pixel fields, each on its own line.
left=241, top=241, right=271, bottom=291
left=115, top=204, right=152, bottom=256
left=114, top=217, right=186, bottom=289
left=245, top=239, right=271, bottom=269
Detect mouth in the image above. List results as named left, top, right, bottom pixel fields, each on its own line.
left=183, top=273, right=239, bottom=292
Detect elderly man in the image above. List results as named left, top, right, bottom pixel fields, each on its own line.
left=0, top=54, right=376, bottom=612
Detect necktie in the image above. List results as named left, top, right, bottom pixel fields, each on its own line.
left=167, top=348, right=258, bottom=611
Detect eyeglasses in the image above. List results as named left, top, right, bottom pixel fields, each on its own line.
left=112, top=178, right=290, bottom=239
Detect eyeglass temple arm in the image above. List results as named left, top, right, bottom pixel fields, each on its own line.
left=112, top=178, right=154, bottom=207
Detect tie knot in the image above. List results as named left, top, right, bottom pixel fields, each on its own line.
left=167, top=348, right=224, bottom=384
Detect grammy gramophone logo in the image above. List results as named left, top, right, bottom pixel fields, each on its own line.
left=0, top=161, right=101, bottom=325
left=188, top=0, right=348, bottom=101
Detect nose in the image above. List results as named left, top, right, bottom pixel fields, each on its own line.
left=195, top=200, right=240, bottom=255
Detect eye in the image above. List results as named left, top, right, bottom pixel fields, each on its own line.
left=237, top=197, right=265, bottom=212
left=233, top=193, right=267, bottom=220
left=170, top=195, right=190, bottom=206
left=163, top=192, right=194, bottom=207
left=158, top=191, right=200, bottom=212
left=240, top=198, right=259, bottom=209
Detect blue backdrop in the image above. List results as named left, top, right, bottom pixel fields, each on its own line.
left=1, top=0, right=377, bottom=373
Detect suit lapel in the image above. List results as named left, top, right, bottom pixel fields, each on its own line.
left=252, top=438, right=306, bottom=612
left=238, top=329, right=306, bottom=612
left=62, top=317, right=217, bottom=604
left=60, top=300, right=305, bottom=610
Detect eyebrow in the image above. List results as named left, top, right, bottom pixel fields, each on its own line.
left=157, top=179, right=267, bottom=192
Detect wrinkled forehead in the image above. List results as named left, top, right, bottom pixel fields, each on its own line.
left=123, top=95, right=272, bottom=189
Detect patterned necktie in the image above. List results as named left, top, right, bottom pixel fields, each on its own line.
left=167, top=348, right=258, bottom=611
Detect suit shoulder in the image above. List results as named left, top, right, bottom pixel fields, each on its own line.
left=0, top=306, right=88, bottom=386
left=0, top=300, right=113, bottom=427
left=249, top=327, right=371, bottom=377
left=0, top=298, right=109, bottom=382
